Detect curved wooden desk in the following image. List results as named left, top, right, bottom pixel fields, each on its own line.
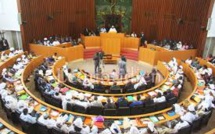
left=196, top=57, right=215, bottom=75
left=52, top=57, right=170, bottom=97
left=29, top=44, right=84, bottom=62
left=0, top=52, right=24, bottom=73
left=0, top=118, right=25, bottom=134
left=21, top=56, right=198, bottom=127
left=139, top=44, right=197, bottom=66
left=81, top=33, right=140, bottom=50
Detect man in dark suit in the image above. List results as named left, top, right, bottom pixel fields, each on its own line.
left=0, top=37, right=9, bottom=51
left=93, top=52, right=100, bottom=74
left=117, top=96, right=128, bottom=107
left=140, top=32, right=145, bottom=46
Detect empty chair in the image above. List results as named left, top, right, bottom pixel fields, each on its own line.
left=201, top=110, right=212, bottom=127
left=178, top=125, right=191, bottom=134
left=155, top=101, right=167, bottom=111
left=117, top=107, right=130, bottom=116
left=130, top=105, right=143, bottom=115
left=104, top=109, right=117, bottom=116
left=191, top=116, right=202, bottom=132
left=51, top=127, right=65, bottom=134
left=73, top=104, right=87, bottom=114
left=88, top=106, right=103, bottom=115
left=166, top=97, right=177, bottom=107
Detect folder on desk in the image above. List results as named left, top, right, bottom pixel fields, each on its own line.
left=18, top=94, right=29, bottom=100
left=40, top=105, right=47, bottom=112
left=157, top=115, right=165, bottom=121
left=66, top=114, right=74, bottom=123
left=167, top=111, right=176, bottom=116
left=127, top=96, right=134, bottom=101
left=149, top=116, right=159, bottom=123
left=191, top=94, right=201, bottom=103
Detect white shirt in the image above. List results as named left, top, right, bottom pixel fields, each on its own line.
left=20, top=113, right=37, bottom=124
left=181, top=112, right=198, bottom=123
left=109, top=27, right=117, bottom=33
left=174, top=121, right=189, bottom=131
left=153, top=96, right=166, bottom=103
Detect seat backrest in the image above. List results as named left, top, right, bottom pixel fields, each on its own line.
left=36, top=122, right=49, bottom=134
left=130, top=105, right=143, bottom=115
left=155, top=101, right=167, bottom=110
left=88, top=106, right=104, bottom=115
left=167, top=97, right=178, bottom=107
left=104, top=109, right=117, bottom=116
left=144, top=103, right=155, bottom=113
left=191, top=116, right=202, bottom=132
left=117, top=107, right=130, bottom=115
left=51, top=97, right=62, bottom=108
left=51, top=127, right=65, bottom=134
left=73, top=104, right=87, bottom=113
left=178, top=125, right=191, bottom=134
left=67, top=103, right=74, bottom=111
left=201, top=111, right=212, bottom=126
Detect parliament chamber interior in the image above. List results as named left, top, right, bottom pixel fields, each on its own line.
left=0, top=0, right=215, bottom=134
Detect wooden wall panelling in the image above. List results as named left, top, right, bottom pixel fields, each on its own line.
left=132, top=0, right=215, bottom=56
left=17, top=0, right=96, bottom=50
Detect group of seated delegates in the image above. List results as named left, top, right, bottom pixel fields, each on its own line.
left=206, top=54, right=215, bottom=65
left=83, top=28, right=98, bottom=36
left=33, top=35, right=80, bottom=46
left=3, top=54, right=212, bottom=134
left=0, top=37, right=9, bottom=51
left=0, top=53, right=161, bottom=134
left=64, top=68, right=157, bottom=93
left=155, top=57, right=215, bottom=134
left=0, top=47, right=23, bottom=62
left=33, top=57, right=183, bottom=115
left=151, top=39, right=194, bottom=50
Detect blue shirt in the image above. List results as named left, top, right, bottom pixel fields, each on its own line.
left=130, top=101, right=143, bottom=107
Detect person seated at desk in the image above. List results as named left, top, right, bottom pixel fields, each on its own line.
left=38, top=113, right=57, bottom=129
left=163, top=90, right=176, bottom=101
left=20, top=108, right=37, bottom=124
left=53, top=92, right=63, bottom=100
left=134, top=74, right=147, bottom=90
left=123, top=80, right=135, bottom=93
left=176, top=41, right=183, bottom=50
left=67, top=68, right=78, bottom=85
left=131, top=32, right=137, bottom=37
left=0, top=52, right=8, bottom=61
left=153, top=92, right=166, bottom=103
left=110, top=82, right=121, bottom=93
left=185, top=56, right=193, bottom=65
left=108, top=25, right=117, bottom=33
left=104, top=98, right=116, bottom=109
left=129, top=95, right=143, bottom=107
left=180, top=104, right=199, bottom=124
left=117, top=96, right=128, bottom=107
left=83, top=77, right=94, bottom=90
left=100, top=27, right=107, bottom=33
left=93, top=81, right=105, bottom=92
left=52, top=38, right=60, bottom=46
left=90, top=96, right=103, bottom=107
left=109, top=69, right=118, bottom=79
